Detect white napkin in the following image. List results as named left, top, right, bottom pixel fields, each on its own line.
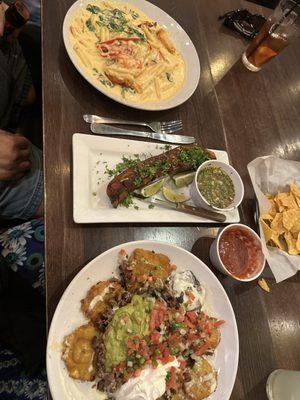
left=247, top=156, right=300, bottom=282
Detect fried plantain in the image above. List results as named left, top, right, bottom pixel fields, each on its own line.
left=81, top=279, right=125, bottom=322
left=120, top=248, right=175, bottom=293
left=62, top=323, right=98, bottom=381
left=184, top=358, right=217, bottom=400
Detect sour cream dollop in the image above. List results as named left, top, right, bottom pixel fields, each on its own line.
left=170, top=271, right=205, bottom=311
left=114, top=359, right=179, bottom=400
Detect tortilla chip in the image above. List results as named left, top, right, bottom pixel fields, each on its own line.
left=284, top=231, right=299, bottom=255
left=261, top=219, right=274, bottom=243
left=296, top=232, right=300, bottom=252
left=262, top=184, right=300, bottom=256
left=282, top=209, right=300, bottom=231
left=270, top=213, right=286, bottom=234
left=290, top=183, right=300, bottom=199
left=258, top=278, right=270, bottom=293
left=270, top=234, right=286, bottom=251
left=279, top=193, right=298, bottom=210
left=267, top=198, right=278, bottom=217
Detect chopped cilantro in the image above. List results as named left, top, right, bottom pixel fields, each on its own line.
left=166, top=371, right=171, bottom=382
left=170, top=320, right=184, bottom=331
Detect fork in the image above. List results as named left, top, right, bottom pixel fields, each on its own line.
left=83, top=114, right=183, bottom=134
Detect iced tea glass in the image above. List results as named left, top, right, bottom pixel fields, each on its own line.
left=242, top=0, right=300, bottom=71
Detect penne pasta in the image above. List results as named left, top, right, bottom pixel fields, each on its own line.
left=69, top=0, right=185, bottom=103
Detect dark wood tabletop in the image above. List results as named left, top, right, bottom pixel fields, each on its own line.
left=43, top=0, right=300, bottom=398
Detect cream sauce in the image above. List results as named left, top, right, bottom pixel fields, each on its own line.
left=69, top=1, right=185, bottom=103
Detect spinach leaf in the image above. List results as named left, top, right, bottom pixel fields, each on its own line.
left=86, top=18, right=95, bottom=31
left=86, top=4, right=101, bottom=14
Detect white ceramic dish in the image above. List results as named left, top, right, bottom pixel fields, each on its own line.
left=210, top=224, right=266, bottom=281
left=47, top=240, right=239, bottom=400
left=190, top=160, right=244, bottom=212
left=62, top=0, right=200, bottom=111
left=72, top=134, right=241, bottom=223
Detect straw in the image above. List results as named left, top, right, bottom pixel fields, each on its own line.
left=270, top=0, right=300, bottom=34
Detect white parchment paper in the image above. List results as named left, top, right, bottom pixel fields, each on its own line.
left=247, top=156, right=300, bottom=282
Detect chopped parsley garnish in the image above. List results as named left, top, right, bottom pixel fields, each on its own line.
left=121, top=194, right=134, bottom=208
left=179, top=148, right=210, bottom=169
left=166, top=371, right=171, bottom=382
left=105, top=155, right=141, bottom=177
left=148, top=204, right=155, bottom=209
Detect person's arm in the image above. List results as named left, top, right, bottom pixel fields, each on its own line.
left=0, top=130, right=31, bottom=181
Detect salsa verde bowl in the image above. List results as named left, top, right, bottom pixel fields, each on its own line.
left=190, top=160, right=244, bottom=212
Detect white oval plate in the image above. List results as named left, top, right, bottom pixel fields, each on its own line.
left=62, top=0, right=200, bottom=111
left=47, top=240, right=239, bottom=400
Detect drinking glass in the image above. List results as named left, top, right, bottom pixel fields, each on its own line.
left=242, top=0, right=300, bottom=71
left=266, top=369, right=300, bottom=400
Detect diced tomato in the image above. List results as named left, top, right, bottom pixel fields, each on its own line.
left=170, top=264, right=177, bottom=271
left=187, top=333, right=199, bottom=342
left=166, top=367, right=179, bottom=389
left=137, top=274, right=148, bottom=282
left=196, top=341, right=210, bottom=356
left=119, top=249, right=127, bottom=257
left=151, top=332, right=161, bottom=344
left=162, top=354, right=174, bottom=364
left=214, top=319, right=225, bottom=328
left=186, top=290, right=196, bottom=301
left=186, top=311, right=197, bottom=323
left=168, top=332, right=181, bottom=346
left=179, top=359, right=187, bottom=369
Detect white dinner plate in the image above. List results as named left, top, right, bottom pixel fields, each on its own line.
left=47, top=240, right=239, bottom=400
left=72, top=134, right=241, bottom=223
left=62, top=0, right=200, bottom=110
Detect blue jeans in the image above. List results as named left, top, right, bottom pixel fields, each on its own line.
left=0, top=143, right=43, bottom=220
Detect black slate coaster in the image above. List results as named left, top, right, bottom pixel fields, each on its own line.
left=246, top=0, right=280, bottom=9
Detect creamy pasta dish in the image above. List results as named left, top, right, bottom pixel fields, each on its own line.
left=69, top=1, right=186, bottom=103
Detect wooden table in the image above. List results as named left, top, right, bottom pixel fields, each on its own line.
left=43, top=0, right=300, bottom=398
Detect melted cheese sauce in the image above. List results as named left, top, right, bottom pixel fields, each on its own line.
left=69, top=1, right=185, bottom=103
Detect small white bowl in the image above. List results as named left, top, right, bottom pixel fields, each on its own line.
left=209, top=223, right=266, bottom=282
left=190, top=160, right=244, bottom=212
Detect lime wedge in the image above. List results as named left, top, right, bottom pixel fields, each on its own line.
left=140, top=177, right=166, bottom=197
left=173, top=171, right=196, bottom=188
left=162, top=186, right=188, bottom=203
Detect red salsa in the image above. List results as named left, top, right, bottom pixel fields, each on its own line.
left=219, top=226, right=264, bottom=279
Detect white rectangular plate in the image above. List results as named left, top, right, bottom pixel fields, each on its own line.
left=73, top=134, right=240, bottom=223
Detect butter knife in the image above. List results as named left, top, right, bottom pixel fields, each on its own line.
left=90, top=123, right=195, bottom=144
left=133, top=194, right=226, bottom=222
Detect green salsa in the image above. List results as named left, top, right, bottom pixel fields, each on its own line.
left=103, top=295, right=153, bottom=371
left=197, top=166, right=235, bottom=208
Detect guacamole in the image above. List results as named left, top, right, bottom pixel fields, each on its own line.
left=104, top=295, right=154, bottom=371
